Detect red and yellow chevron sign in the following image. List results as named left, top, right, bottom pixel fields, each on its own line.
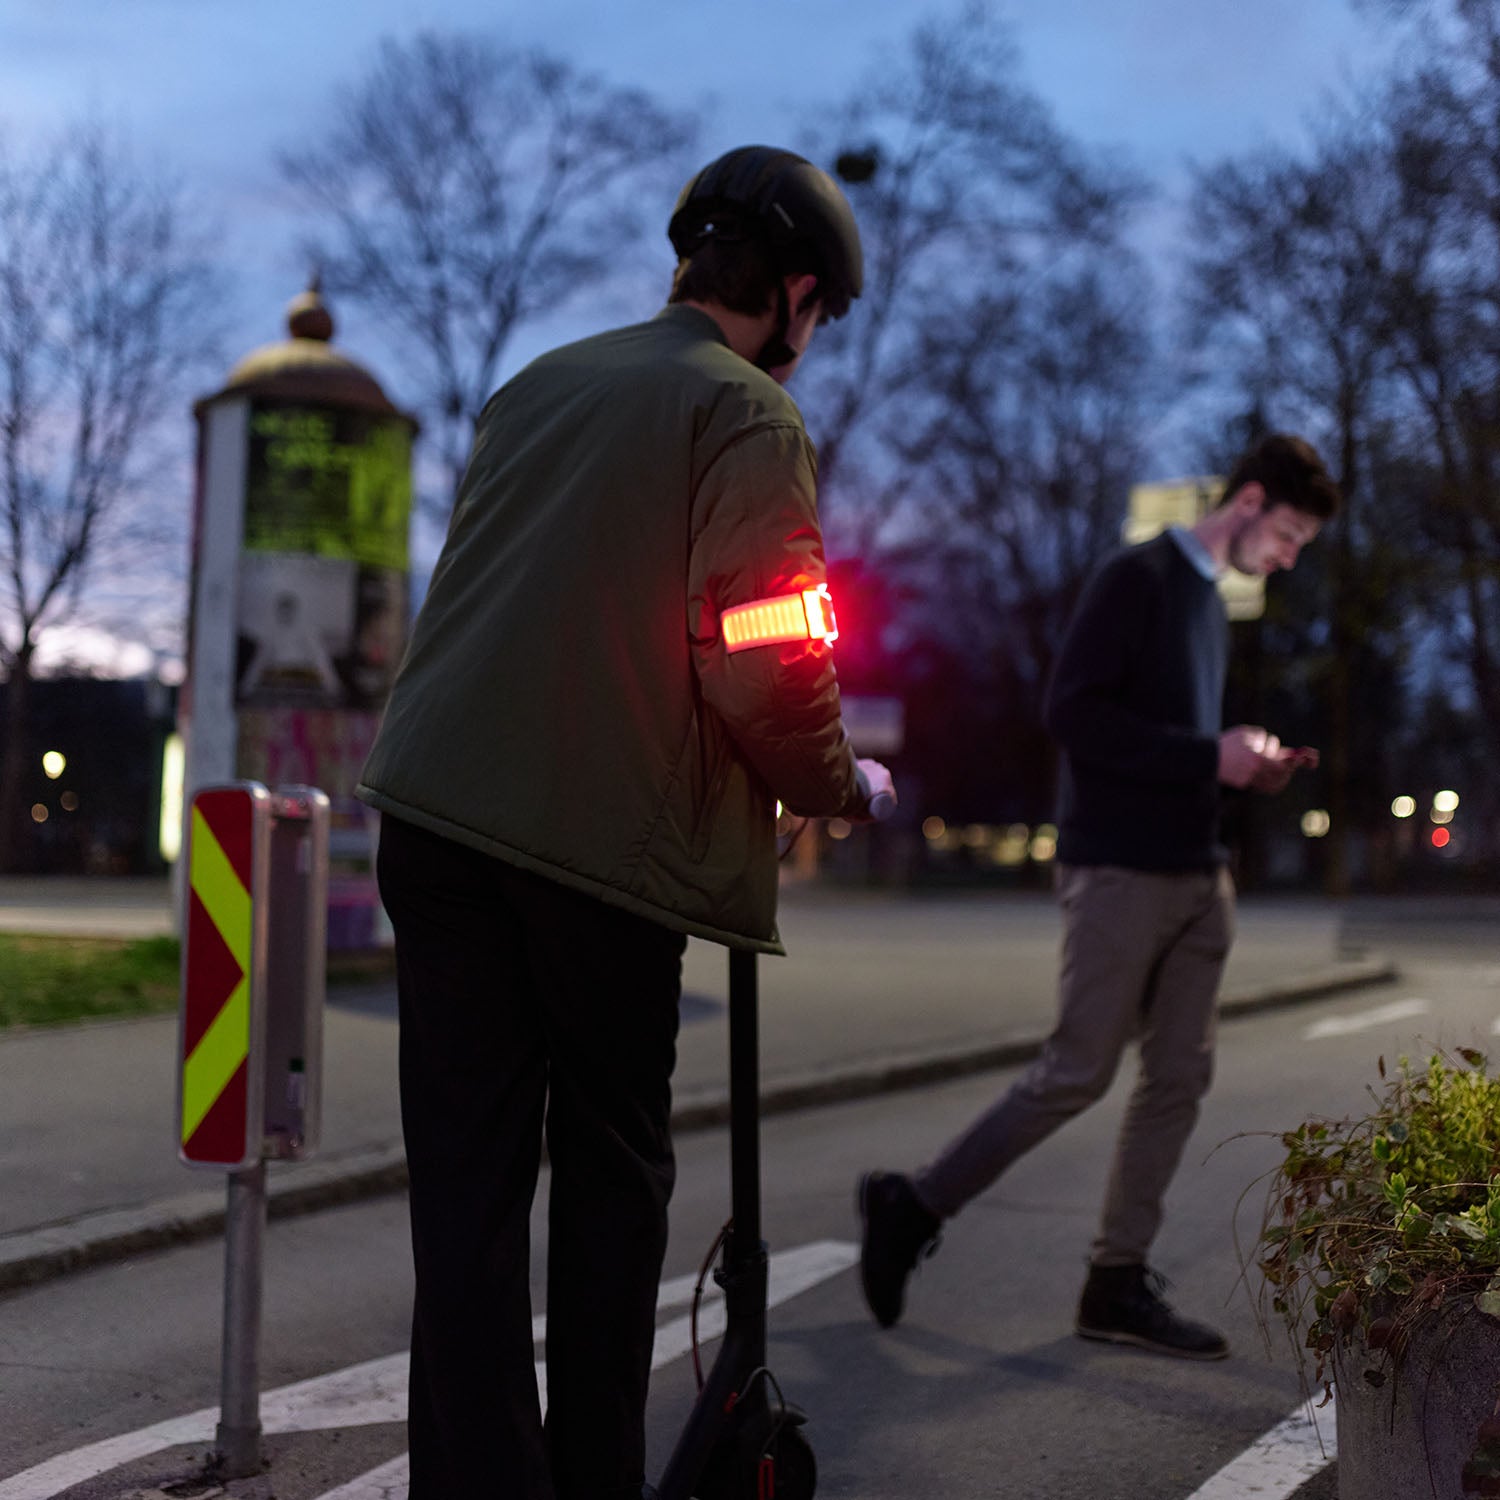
left=179, top=786, right=264, bottom=1167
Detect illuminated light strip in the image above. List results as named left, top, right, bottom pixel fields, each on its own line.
left=722, top=584, right=838, bottom=653
left=181, top=804, right=253, bottom=1145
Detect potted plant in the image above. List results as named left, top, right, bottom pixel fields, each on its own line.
left=1255, top=1048, right=1500, bottom=1498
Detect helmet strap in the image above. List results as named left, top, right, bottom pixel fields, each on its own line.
left=754, top=278, right=800, bottom=372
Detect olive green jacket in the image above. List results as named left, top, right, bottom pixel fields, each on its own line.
left=356, top=305, right=866, bottom=953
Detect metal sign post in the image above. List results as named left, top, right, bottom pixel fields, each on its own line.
left=218, top=1159, right=267, bottom=1476
left=178, top=780, right=329, bottom=1479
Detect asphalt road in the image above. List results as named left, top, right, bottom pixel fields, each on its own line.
left=3, top=915, right=1497, bottom=1500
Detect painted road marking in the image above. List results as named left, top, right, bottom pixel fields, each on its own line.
left=1303, top=997, right=1429, bottom=1040
left=319, top=1453, right=406, bottom=1500
left=320, top=1239, right=860, bottom=1500
left=0, top=1239, right=858, bottom=1500
left=0, top=1353, right=412, bottom=1500
left=1185, top=1400, right=1335, bottom=1499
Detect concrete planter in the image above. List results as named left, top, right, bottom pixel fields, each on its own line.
left=1334, top=1304, right=1500, bottom=1498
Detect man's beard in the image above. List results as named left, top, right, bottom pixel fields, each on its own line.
left=1226, top=516, right=1262, bottom=575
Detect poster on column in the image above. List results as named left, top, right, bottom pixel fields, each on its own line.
left=235, top=400, right=413, bottom=711
left=232, top=398, right=415, bottom=948
left=236, top=552, right=352, bottom=707
left=235, top=707, right=386, bottom=949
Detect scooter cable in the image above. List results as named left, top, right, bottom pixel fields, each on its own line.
left=739, top=1365, right=788, bottom=1428
left=690, top=1217, right=733, bottom=1388
left=738, top=1365, right=794, bottom=1479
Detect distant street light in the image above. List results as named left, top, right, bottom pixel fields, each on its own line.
left=41, top=751, right=66, bottom=779
left=1391, top=795, right=1416, bottom=819
left=159, top=733, right=185, bottom=864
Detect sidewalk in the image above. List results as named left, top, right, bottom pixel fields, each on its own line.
left=0, top=880, right=1394, bottom=1292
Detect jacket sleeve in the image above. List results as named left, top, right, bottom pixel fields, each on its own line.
left=1043, top=552, right=1219, bottom=786
left=688, top=420, right=868, bottom=819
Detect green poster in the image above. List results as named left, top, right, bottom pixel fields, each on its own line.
left=244, top=402, right=413, bottom=571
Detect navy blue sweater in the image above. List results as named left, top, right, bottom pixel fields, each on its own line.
left=1043, top=533, right=1229, bottom=872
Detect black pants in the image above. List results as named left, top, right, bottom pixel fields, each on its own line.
left=377, top=816, right=686, bottom=1500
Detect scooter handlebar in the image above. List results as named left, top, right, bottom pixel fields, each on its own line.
left=868, top=790, right=896, bottom=822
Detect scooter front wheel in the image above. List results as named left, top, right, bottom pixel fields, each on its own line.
left=762, top=1423, right=816, bottom=1499
left=691, top=1418, right=816, bottom=1500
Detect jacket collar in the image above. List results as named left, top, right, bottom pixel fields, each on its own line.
left=655, top=302, right=732, bottom=348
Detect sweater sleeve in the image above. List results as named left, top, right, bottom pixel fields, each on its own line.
left=687, top=422, right=867, bottom=818
left=1043, top=551, right=1220, bottom=786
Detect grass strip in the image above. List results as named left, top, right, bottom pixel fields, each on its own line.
left=0, top=933, right=393, bottom=1030
left=0, top=934, right=181, bottom=1029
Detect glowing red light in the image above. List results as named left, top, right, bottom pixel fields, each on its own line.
left=1431, top=827, right=1451, bottom=849
left=722, top=584, right=838, bottom=653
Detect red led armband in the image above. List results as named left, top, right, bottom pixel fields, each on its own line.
left=722, top=584, right=839, bottom=653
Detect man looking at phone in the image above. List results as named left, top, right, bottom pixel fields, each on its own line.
left=857, top=433, right=1339, bottom=1360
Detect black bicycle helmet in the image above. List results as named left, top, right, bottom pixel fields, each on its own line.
left=668, top=146, right=864, bottom=321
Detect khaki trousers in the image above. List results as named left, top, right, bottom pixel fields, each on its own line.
left=914, top=863, right=1234, bottom=1265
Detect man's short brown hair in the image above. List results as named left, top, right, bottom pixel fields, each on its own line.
left=668, top=235, right=826, bottom=320
left=1222, top=433, right=1341, bottom=520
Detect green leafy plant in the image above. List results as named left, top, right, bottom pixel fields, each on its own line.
left=1254, top=1049, right=1500, bottom=1491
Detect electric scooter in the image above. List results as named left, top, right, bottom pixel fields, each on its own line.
left=655, top=946, right=815, bottom=1500
left=656, top=792, right=893, bottom=1500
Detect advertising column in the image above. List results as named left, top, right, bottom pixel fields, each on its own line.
left=184, top=285, right=418, bottom=949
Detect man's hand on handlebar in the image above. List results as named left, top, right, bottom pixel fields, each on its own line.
left=856, top=758, right=897, bottom=822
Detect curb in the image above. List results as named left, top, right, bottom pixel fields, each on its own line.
left=0, top=1144, right=412, bottom=1295
left=0, top=956, right=1397, bottom=1295
left=676, top=955, right=1398, bottom=1126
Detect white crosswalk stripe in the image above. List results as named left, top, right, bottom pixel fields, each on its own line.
left=318, top=1452, right=408, bottom=1500
left=1, top=1238, right=1335, bottom=1500
left=0, top=1240, right=857, bottom=1500
left=1185, top=1400, right=1335, bottom=1499
left=1303, top=997, right=1429, bottom=1039
left=322, top=1239, right=858, bottom=1500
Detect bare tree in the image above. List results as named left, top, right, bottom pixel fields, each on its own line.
left=1182, top=0, right=1500, bottom=887
left=884, top=253, right=1155, bottom=791
left=816, top=251, right=1154, bottom=830
left=1182, top=119, right=1420, bottom=893
left=800, top=0, right=1141, bottom=538
left=1374, top=31, right=1500, bottom=767
left=732, top=5, right=1156, bottom=823
left=281, top=32, right=697, bottom=513
left=0, top=125, right=220, bottom=870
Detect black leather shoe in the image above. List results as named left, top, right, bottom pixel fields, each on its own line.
left=857, top=1170, right=941, bottom=1328
left=1076, top=1263, right=1229, bottom=1360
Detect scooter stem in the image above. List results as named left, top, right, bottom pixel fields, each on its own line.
left=655, top=949, right=771, bottom=1500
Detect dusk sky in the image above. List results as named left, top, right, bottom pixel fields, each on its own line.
left=1, top=0, right=1418, bottom=673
